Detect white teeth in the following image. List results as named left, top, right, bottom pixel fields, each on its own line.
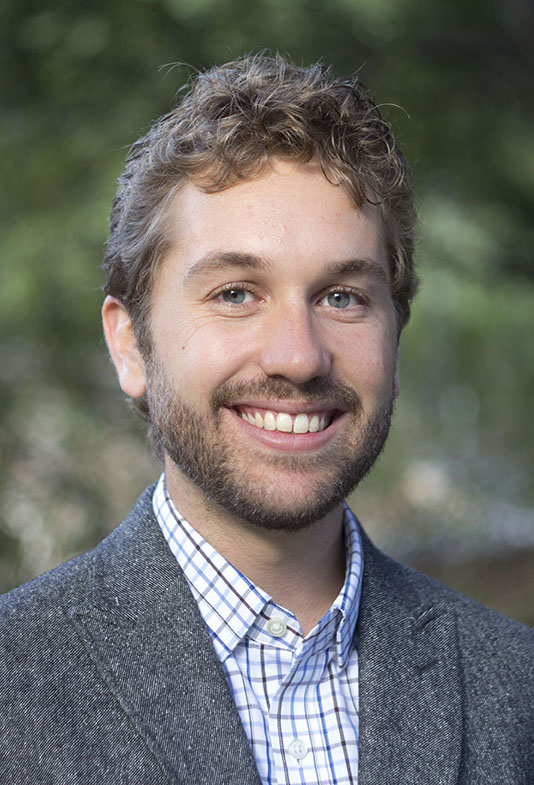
left=264, top=411, right=276, bottom=430
left=309, top=415, right=320, bottom=433
left=293, top=413, right=309, bottom=434
left=240, top=409, right=331, bottom=434
left=276, top=412, right=293, bottom=432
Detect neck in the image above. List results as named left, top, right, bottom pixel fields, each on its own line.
left=164, top=464, right=346, bottom=636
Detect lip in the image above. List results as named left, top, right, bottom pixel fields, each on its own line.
left=226, top=406, right=348, bottom=452
left=228, top=399, right=345, bottom=416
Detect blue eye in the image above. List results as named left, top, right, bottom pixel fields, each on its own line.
left=326, top=291, right=352, bottom=308
left=222, top=289, right=247, bottom=304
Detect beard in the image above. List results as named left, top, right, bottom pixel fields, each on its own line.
left=146, top=357, right=394, bottom=532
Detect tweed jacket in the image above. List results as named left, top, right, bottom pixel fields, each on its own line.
left=1, top=487, right=533, bottom=784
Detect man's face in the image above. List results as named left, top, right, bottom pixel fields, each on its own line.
left=142, top=160, right=399, bottom=530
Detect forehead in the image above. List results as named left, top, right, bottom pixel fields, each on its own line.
left=162, top=159, right=386, bottom=282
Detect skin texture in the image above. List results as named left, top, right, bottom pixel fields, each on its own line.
left=103, top=159, right=399, bottom=630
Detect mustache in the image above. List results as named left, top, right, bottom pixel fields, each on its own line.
left=211, top=377, right=362, bottom=414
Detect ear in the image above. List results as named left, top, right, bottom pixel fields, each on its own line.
left=102, top=296, right=147, bottom=399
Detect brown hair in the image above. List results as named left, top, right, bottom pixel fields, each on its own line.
left=103, top=54, right=417, bottom=414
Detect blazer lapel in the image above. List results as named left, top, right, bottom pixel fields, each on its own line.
left=358, top=535, right=463, bottom=785
left=67, top=490, right=261, bottom=785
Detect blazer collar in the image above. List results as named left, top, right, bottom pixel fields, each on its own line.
left=358, top=529, right=463, bottom=785
left=67, top=488, right=262, bottom=785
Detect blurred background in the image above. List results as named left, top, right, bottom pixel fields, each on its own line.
left=1, top=0, right=533, bottom=624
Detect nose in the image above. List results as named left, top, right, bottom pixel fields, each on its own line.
left=258, top=303, right=332, bottom=384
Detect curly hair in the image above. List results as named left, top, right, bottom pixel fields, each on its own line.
left=103, top=54, right=417, bottom=416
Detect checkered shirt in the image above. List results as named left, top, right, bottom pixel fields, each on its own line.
left=153, top=474, right=362, bottom=785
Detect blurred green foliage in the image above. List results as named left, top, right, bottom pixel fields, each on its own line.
left=1, top=0, right=533, bottom=622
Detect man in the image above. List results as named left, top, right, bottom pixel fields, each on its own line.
left=0, top=54, right=532, bottom=785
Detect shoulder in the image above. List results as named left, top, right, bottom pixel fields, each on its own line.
left=356, top=525, right=533, bottom=781
left=0, top=485, right=157, bottom=629
left=0, top=485, right=181, bottom=783
left=360, top=527, right=533, bottom=669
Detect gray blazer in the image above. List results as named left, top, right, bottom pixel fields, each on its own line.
left=1, top=487, right=532, bottom=784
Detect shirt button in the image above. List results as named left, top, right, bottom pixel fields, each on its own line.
left=287, top=738, right=308, bottom=760
left=266, top=617, right=287, bottom=637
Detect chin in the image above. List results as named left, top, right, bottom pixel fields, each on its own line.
left=199, top=466, right=354, bottom=533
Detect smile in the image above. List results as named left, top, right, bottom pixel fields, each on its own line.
left=234, top=406, right=334, bottom=434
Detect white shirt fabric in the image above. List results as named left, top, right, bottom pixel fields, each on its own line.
left=153, top=474, right=363, bottom=785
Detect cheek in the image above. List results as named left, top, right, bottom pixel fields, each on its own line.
left=340, top=330, right=397, bottom=397
left=160, top=317, right=259, bottom=396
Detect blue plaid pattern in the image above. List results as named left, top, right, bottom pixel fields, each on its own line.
left=153, top=474, right=362, bottom=785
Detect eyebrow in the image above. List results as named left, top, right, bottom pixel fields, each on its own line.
left=183, top=251, right=389, bottom=286
left=184, top=252, right=271, bottom=285
left=327, top=258, right=389, bottom=285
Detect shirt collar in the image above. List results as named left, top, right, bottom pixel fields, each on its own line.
left=153, top=473, right=363, bottom=669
